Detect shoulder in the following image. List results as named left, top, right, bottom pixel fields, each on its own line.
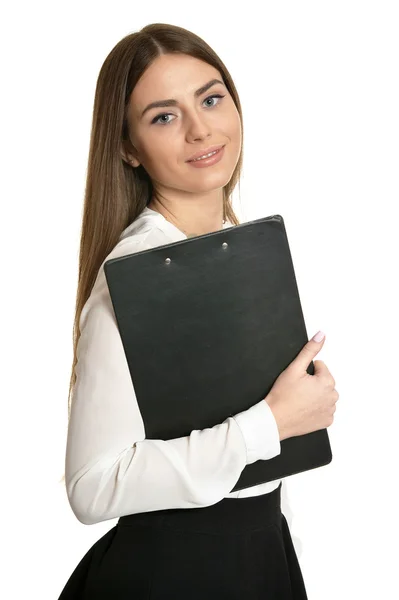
left=79, top=224, right=171, bottom=329
left=107, top=225, right=168, bottom=262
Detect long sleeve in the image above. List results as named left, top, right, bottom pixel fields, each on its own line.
left=65, top=236, right=282, bottom=526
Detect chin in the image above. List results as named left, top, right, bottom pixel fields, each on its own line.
left=187, top=175, right=232, bottom=194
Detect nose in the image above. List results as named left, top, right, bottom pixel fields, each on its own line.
left=185, top=109, right=212, bottom=142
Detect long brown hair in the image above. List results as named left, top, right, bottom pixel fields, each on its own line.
left=61, top=23, right=244, bottom=483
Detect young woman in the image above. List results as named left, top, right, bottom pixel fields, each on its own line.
left=58, top=21, right=339, bottom=599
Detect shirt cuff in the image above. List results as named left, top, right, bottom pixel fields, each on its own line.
left=232, top=399, right=281, bottom=465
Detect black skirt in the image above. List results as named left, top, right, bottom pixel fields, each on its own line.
left=57, top=481, right=308, bottom=599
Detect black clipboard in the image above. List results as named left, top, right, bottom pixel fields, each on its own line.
left=104, top=214, right=332, bottom=492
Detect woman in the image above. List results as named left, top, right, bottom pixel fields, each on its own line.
left=58, top=22, right=338, bottom=599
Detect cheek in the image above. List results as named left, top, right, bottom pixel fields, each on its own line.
left=230, top=109, right=242, bottom=138
left=224, top=110, right=242, bottom=156
left=139, top=136, right=180, bottom=179
left=219, top=106, right=241, bottom=142
left=140, top=135, right=168, bottom=166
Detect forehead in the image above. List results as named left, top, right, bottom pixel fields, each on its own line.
left=129, top=54, right=222, bottom=117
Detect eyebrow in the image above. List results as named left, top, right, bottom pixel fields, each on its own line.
left=140, top=78, right=225, bottom=119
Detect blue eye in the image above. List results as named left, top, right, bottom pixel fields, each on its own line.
left=151, top=94, right=226, bottom=125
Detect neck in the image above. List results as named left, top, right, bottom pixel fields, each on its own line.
left=147, top=191, right=225, bottom=237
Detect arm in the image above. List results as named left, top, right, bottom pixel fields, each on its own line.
left=65, top=240, right=281, bottom=525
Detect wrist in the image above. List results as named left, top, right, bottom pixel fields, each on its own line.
left=264, top=393, right=289, bottom=442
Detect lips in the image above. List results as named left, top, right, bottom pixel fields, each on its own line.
left=186, top=144, right=225, bottom=162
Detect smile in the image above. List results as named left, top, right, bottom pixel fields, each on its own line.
left=186, top=146, right=225, bottom=168
left=189, top=149, right=221, bottom=162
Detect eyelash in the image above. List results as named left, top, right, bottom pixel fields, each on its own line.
left=151, top=94, right=226, bottom=125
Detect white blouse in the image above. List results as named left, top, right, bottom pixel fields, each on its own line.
left=65, top=206, right=303, bottom=558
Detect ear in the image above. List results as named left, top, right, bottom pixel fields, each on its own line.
left=121, top=140, right=141, bottom=168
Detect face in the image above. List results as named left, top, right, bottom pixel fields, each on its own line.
left=122, top=53, right=242, bottom=198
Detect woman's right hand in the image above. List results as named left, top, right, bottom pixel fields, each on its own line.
left=265, top=332, right=339, bottom=441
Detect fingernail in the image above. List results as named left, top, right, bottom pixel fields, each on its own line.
left=312, top=330, right=325, bottom=342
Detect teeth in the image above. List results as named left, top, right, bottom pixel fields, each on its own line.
left=191, top=149, right=219, bottom=162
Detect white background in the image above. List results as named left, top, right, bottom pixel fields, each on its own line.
left=2, top=1, right=398, bottom=598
